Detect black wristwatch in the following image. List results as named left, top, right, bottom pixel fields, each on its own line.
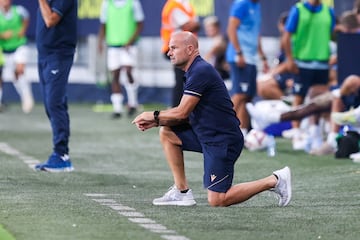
left=153, top=110, right=160, bottom=126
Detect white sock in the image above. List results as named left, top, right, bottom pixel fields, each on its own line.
left=326, top=131, right=338, bottom=149
left=309, top=124, right=321, bottom=137
left=125, top=82, right=138, bottom=108
left=20, top=78, right=33, bottom=101
left=111, top=93, right=123, bottom=113
left=13, top=78, right=24, bottom=98
left=309, top=124, right=323, bottom=150
left=14, top=76, right=34, bottom=113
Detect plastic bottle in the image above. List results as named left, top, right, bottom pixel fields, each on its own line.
left=267, top=135, right=276, bottom=157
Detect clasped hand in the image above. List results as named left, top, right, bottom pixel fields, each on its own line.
left=132, top=112, right=158, bottom=131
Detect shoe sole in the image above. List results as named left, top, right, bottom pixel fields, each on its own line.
left=152, top=200, right=196, bottom=206
left=35, top=166, right=74, bottom=172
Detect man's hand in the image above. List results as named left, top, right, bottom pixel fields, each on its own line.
left=1, top=31, right=12, bottom=40
left=285, top=59, right=299, bottom=74
left=132, top=111, right=158, bottom=131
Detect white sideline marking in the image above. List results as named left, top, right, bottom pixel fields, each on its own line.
left=0, top=142, right=41, bottom=169
left=109, top=205, right=135, bottom=211
left=85, top=193, right=190, bottom=240
left=162, top=235, right=191, bottom=240
left=128, top=218, right=156, bottom=224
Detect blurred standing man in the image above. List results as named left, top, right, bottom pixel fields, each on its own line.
left=282, top=0, right=335, bottom=150
left=0, top=0, right=33, bottom=113
left=98, top=0, right=144, bottom=118
left=203, top=15, right=230, bottom=80
left=226, top=0, right=269, bottom=136
left=34, top=0, right=77, bottom=172
left=161, top=0, right=200, bottom=107
left=133, top=31, right=291, bottom=207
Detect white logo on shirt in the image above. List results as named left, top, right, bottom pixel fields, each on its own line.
left=51, top=69, right=59, bottom=75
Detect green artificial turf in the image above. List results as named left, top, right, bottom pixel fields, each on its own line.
left=0, top=103, right=359, bottom=240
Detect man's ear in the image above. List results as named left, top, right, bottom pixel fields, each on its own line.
left=187, top=45, right=194, bottom=55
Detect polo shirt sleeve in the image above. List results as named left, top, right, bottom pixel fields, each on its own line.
left=16, top=5, right=30, bottom=20
left=329, top=8, right=336, bottom=31
left=133, top=0, right=145, bottom=22
left=183, top=71, right=207, bottom=98
left=99, top=1, right=107, bottom=23
left=230, top=1, right=248, bottom=21
left=51, top=0, right=74, bottom=17
left=285, top=5, right=299, bottom=33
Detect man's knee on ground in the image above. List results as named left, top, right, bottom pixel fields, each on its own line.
left=207, top=191, right=228, bottom=207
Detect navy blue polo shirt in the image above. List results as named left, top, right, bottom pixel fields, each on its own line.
left=184, top=56, right=242, bottom=144
left=36, top=0, right=77, bottom=56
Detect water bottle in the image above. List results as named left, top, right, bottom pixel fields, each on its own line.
left=267, top=134, right=276, bottom=157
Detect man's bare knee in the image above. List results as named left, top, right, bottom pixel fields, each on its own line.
left=207, top=191, right=228, bottom=207
left=159, top=126, right=181, bottom=145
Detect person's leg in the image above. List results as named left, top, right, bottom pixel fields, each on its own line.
left=204, top=141, right=291, bottom=207
left=107, top=48, right=123, bottom=117
left=230, top=63, right=257, bottom=135
left=280, top=92, right=333, bottom=121
left=283, top=68, right=309, bottom=138
left=246, top=95, right=332, bottom=131
left=121, top=46, right=138, bottom=116
left=257, top=75, right=284, bottom=100
left=124, top=66, right=138, bottom=116
left=13, top=46, right=33, bottom=113
left=232, top=93, right=251, bottom=134
left=159, top=126, right=188, bottom=190
left=35, top=56, right=74, bottom=172
left=152, top=125, right=201, bottom=206
left=110, top=69, right=123, bottom=117
left=208, top=175, right=277, bottom=207
left=47, top=57, right=73, bottom=156
left=304, top=69, right=332, bottom=152
left=15, top=62, right=34, bottom=113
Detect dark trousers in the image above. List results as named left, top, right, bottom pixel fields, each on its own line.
left=38, top=54, right=74, bottom=155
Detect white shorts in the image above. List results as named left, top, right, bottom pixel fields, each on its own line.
left=4, top=45, right=29, bottom=66
left=107, top=46, right=137, bottom=71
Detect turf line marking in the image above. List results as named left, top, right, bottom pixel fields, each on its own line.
left=84, top=193, right=190, bottom=240
left=0, top=142, right=40, bottom=170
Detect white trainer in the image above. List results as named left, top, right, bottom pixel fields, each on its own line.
left=282, top=128, right=301, bottom=139
left=22, top=93, right=34, bottom=114
left=152, top=185, right=196, bottom=206
left=272, top=166, right=292, bottom=207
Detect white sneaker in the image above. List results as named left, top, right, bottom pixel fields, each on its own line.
left=272, top=166, right=292, bottom=207
left=350, top=151, right=360, bottom=163
left=152, top=185, right=196, bottom=206
left=292, top=131, right=308, bottom=151
left=331, top=110, right=360, bottom=127
left=282, top=128, right=300, bottom=139
left=22, top=93, right=34, bottom=114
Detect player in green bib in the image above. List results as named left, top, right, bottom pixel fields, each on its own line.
left=98, top=0, right=144, bottom=118
left=0, top=0, right=33, bottom=113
